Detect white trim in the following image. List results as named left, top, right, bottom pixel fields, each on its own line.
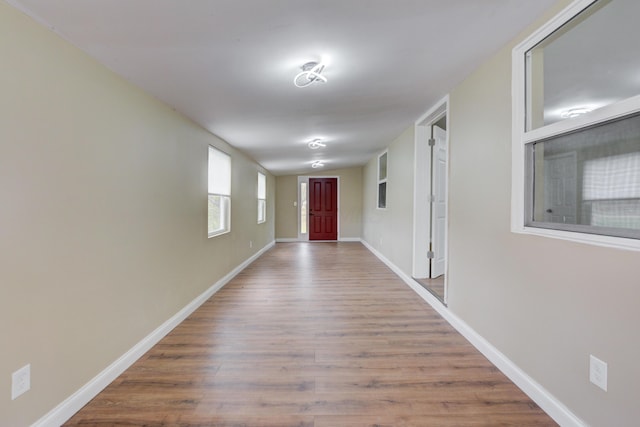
left=361, top=239, right=586, bottom=427
left=415, top=95, right=449, bottom=126
left=412, top=95, right=450, bottom=302
left=276, top=238, right=300, bottom=243
left=32, top=241, right=275, bottom=427
left=376, top=150, right=389, bottom=209
left=518, top=0, right=598, bottom=59
left=339, top=237, right=362, bottom=242
left=297, top=176, right=309, bottom=241
left=511, top=0, right=640, bottom=252
left=413, top=122, right=431, bottom=278
left=518, top=226, right=640, bottom=252
left=257, top=171, right=266, bottom=224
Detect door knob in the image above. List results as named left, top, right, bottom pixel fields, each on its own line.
left=546, top=209, right=553, bottom=213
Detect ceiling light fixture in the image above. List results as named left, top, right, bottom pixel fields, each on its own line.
left=560, top=107, right=592, bottom=119
left=311, top=161, right=324, bottom=168
left=294, top=61, right=327, bottom=88
left=307, top=139, right=326, bottom=150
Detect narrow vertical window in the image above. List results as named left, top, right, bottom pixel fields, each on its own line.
left=257, top=172, right=266, bottom=224
left=208, top=146, right=231, bottom=237
left=377, top=151, right=388, bottom=209
left=300, top=182, right=308, bottom=234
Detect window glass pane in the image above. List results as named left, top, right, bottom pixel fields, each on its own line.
left=526, top=0, right=640, bottom=130
left=529, top=113, right=640, bottom=237
left=258, top=172, right=266, bottom=199
left=258, top=199, right=266, bottom=223
left=208, top=195, right=223, bottom=234
left=300, top=182, right=307, bottom=234
left=378, top=182, right=387, bottom=209
left=378, top=152, right=387, bottom=181
left=208, top=147, right=231, bottom=195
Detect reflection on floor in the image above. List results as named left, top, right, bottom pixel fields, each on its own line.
left=414, top=275, right=445, bottom=303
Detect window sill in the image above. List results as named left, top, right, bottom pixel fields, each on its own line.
left=512, top=225, right=640, bottom=252
left=208, top=229, right=230, bottom=239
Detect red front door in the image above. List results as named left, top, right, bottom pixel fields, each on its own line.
left=309, top=178, right=338, bottom=240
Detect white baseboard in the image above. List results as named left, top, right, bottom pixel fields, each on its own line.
left=360, top=239, right=585, bottom=427
left=276, top=237, right=362, bottom=243
left=33, top=241, right=275, bottom=427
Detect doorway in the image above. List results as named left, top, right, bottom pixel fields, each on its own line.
left=298, top=176, right=339, bottom=241
left=412, top=97, right=449, bottom=304
left=309, top=178, right=338, bottom=240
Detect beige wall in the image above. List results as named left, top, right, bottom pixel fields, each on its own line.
left=275, top=167, right=363, bottom=240
left=6, top=0, right=638, bottom=425
left=362, top=127, right=415, bottom=274
left=360, top=1, right=640, bottom=425
left=0, top=3, right=274, bottom=425
left=447, top=2, right=639, bottom=425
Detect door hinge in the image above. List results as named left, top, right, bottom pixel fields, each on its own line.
left=429, top=194, right=435, bottom=203
left=427, top=250, right=435, bottom=259
left=428, top=138, right=436, bottom=147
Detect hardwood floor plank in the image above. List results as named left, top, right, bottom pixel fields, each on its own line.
left=64, top=242, right=556, bottom=426
left=314, top=414, right=555, bottom=427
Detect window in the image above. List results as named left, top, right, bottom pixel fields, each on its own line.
left=208, top=146, right=231, bottom=237
left=377, top=151, right=388, bottom=209
left=257, top=172, right=266, bottom=224
left=512, top=0, right=640, bottom=250
left=300, top=182, right=308, bottom=235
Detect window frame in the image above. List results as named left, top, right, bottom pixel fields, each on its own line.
left=298, top=178, right=308, bottom=239
left=208, top=146, right=231, bottom=238
left=511, top=0, right=640, bottom=251
left=377, top=150, right=388, bottom=209
left=257, top=171, right=266, bottom=224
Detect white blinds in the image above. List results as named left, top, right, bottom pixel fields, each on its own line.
left=208, top=147, right=231, bottom=196
left=583, top=152, right=640, bottom=200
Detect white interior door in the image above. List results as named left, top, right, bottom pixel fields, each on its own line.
left=543, top=152, right=577, bottom=224
left=430, top=125, right=447, bottom=278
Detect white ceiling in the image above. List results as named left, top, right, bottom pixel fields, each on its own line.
left=8, top=0, right=558, bottom=175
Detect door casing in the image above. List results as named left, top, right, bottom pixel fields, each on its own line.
left=412, top=96, right=450, bottom=303
left=309, top=177, right=338, bottom=240
left=298, top=176, right=341, bottom=241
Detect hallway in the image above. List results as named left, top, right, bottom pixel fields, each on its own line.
left=65, top=243, right=555, bottom=426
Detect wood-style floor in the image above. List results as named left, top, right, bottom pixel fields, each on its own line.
left=65, top=242, right=556, bottom=426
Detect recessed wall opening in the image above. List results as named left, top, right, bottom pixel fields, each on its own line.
left=412, top=97, right=449, bottom=304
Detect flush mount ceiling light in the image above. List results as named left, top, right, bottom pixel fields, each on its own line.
left=294, top=61, right=327, bottom=88
left=307, top=139, right=326, bottom=150
left=311, top=161, right=324, bottom=168
left=561, top=107, right=592, bottom=119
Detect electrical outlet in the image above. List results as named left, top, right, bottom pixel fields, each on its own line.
left=12, top=364, right=30, bottom=400
left=590, top=355, right=607, bottom=391
left=249, top=240, right=253, bottom=248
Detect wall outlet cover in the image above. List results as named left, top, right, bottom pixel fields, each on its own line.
left=12, top=364, right=31, bottom=400
left=589, top=355, right=607, bottom=392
